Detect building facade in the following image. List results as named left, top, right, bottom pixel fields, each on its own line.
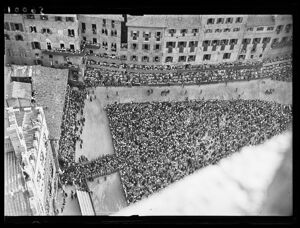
left=5, top=106, right=58, bottom=215
left=78, top=14, right=123, bottom=56
left=4, top=14, right=293, bottom=67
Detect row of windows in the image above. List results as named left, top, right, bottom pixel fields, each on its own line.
left=4, top=34, right=23, bottom=41
left=205, top=27, right=240, bottom=33
left=207, top=17, right=243, bottom=25
left=4, top=22, right=24, bottom=32
left=26, top=14, right=75, bottom=22
left=167, top=28, right=199, bottom=36
left=130, top=43, right=161, bottom=51
left=81, top=20, right=115, bottom=31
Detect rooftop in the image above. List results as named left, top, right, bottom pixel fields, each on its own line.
left=246, top=15, right=275, bottom=27
left=126, top=15, right=202, bottom=28
left=6, top=81, right=32, bottom=100
left=5, top=65, right=40, bottom=78
left=5, top=151, right=32, bottom=216
left=79, top=14, right=124, bottom=21
left=31, top=66, right=68, bottom=140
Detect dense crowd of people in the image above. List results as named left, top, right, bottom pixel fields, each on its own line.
left=105, top=100, right=292, bottom=204
left=83, top=64, right=264, bottom=87
left=57, top=53, right=293, bottom=205
left=84, top=55, right=292, bottom=87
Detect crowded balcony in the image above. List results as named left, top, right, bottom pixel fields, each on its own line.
left=81, top=40, right=101, bottom=49
left=42, top=47, right=84, bottom=56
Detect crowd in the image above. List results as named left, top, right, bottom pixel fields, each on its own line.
left=262, top=61, right=292, bottom=82
left=83, top=64, right=264, bottom=88
left=56, top=54, right=292, bottom=205
left=105, top=99, right=292, bottom=204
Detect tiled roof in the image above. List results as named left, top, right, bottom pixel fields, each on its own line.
left=5, top=152, right=32, bottom=216
left=6, top=81, right=32, bottom=100
left=126, top=15, right=202, bottom=28
left=31, top=66, right=68, bottom=140
left=246, top=15, right=275, bottom=27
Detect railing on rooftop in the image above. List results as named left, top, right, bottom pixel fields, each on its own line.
left=42, top=48, right=84, bottom=57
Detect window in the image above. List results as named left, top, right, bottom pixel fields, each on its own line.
left=247, top=27, right=254, bottom=31
left=131, top=55, right=137, bottom=61
left=47, top=42, right=51, bottom=50
left=250, top=55, right=254, bottom=59
left=142, top=56, right=149, bottom=62
left=238, top=55, right=245, bottom=60
left=40, top=15, right=48, bottom=20
left=60, top=43, right=65, bottom=49
left=242, top=38, right=251, bottom=44
left=202, top=40, right=211, bottom=46
left=111, top=43, right=117, bottom=51
left=55, top=16, right=62, bottom=21
left=257, top=27, right=264, bottom=31
left=203, top=54, right=211, bottom=61
left=102, top=19, right=106, bottom=27
left=276, top=25, right=283, bottom=34
left=92, top=24, right=97, bottom=34
left=111, top=30, right=117, bottom=36
left=168, top=29, right=176, bottom=36
left=131, top=31, right=139, bottom=40
left=156, top=31, right=161, bottom=37
left=224, top=28, right=231, bottom=32
left=66, top=17, right=74, bottom=22
left=166, top=41, right=176, bottom=48
left=112, top=20, right=115, bottom=28
left=180, top=29, right=187, bottom=36
left=259, top=54, right=263, bottom=58
left=236, top=17, right=243, bottom=23
left=31, top=42, right=41, bottom=50
left=15, top=35, right=23, bottom=41
left=4, top=22, right=10, bottom=30
left=153, top=56, right=160, bottom=62
left=121, top=55, right=127, bottom=60
left=267, top=26, right=274, bottom=31
left=27, top=14, right=35, bottom=19
left=165, top=56, right=173, bottom=63
left=225, top=17, right=233, bottom=23
left=178, top=56, right=186, bottom=62
left=192, top=28, right=198, bottom=35
left=233, top=28, right=240, bottom=32
left=217, top=18, right=224, bottom=24
left=215, top=29, right=222, bottom=33
left=223, top=53, right=231, bottom=59
left=68, top=29, right=75, bottom=37
left=30, top=26, right=37, bottom=33
left=207, top=18, right=215, bottom=24
left=143, top=44, right=149, bottom=50
left=132, top=43, right=138, bottom=50
left=81, top=23, right=86, bottom=33
left=4, top=34, right=10, bottom=40
left=42, top=28, right=51, bottom=34
left=154, top=44, right=160, bottom=50
left=285, top=24, right=292, bottom=33
left=188, top=55, right=196, bottom=62
left=49, top=55, right=53, bottom=58
left=70, top=44, right=75, bottom=50
left=93, top=38, right=97, bottom=44
left=262, top=37, right=271, bottom=43
left=143, top=32, right=151, bottom=41
left=253, top=38, right=261, bottom=44
left=14, top=23, right=24, bottom=32
left=82, top=37, right=86, bottom=41
left=205, top=29, right=212, bottom=33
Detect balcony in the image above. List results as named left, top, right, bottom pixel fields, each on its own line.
left=42, top=48, right=84, bottom=57
left=121, top=43, right=128, bottom=51
left=81, top=40, right=100, bottom=49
